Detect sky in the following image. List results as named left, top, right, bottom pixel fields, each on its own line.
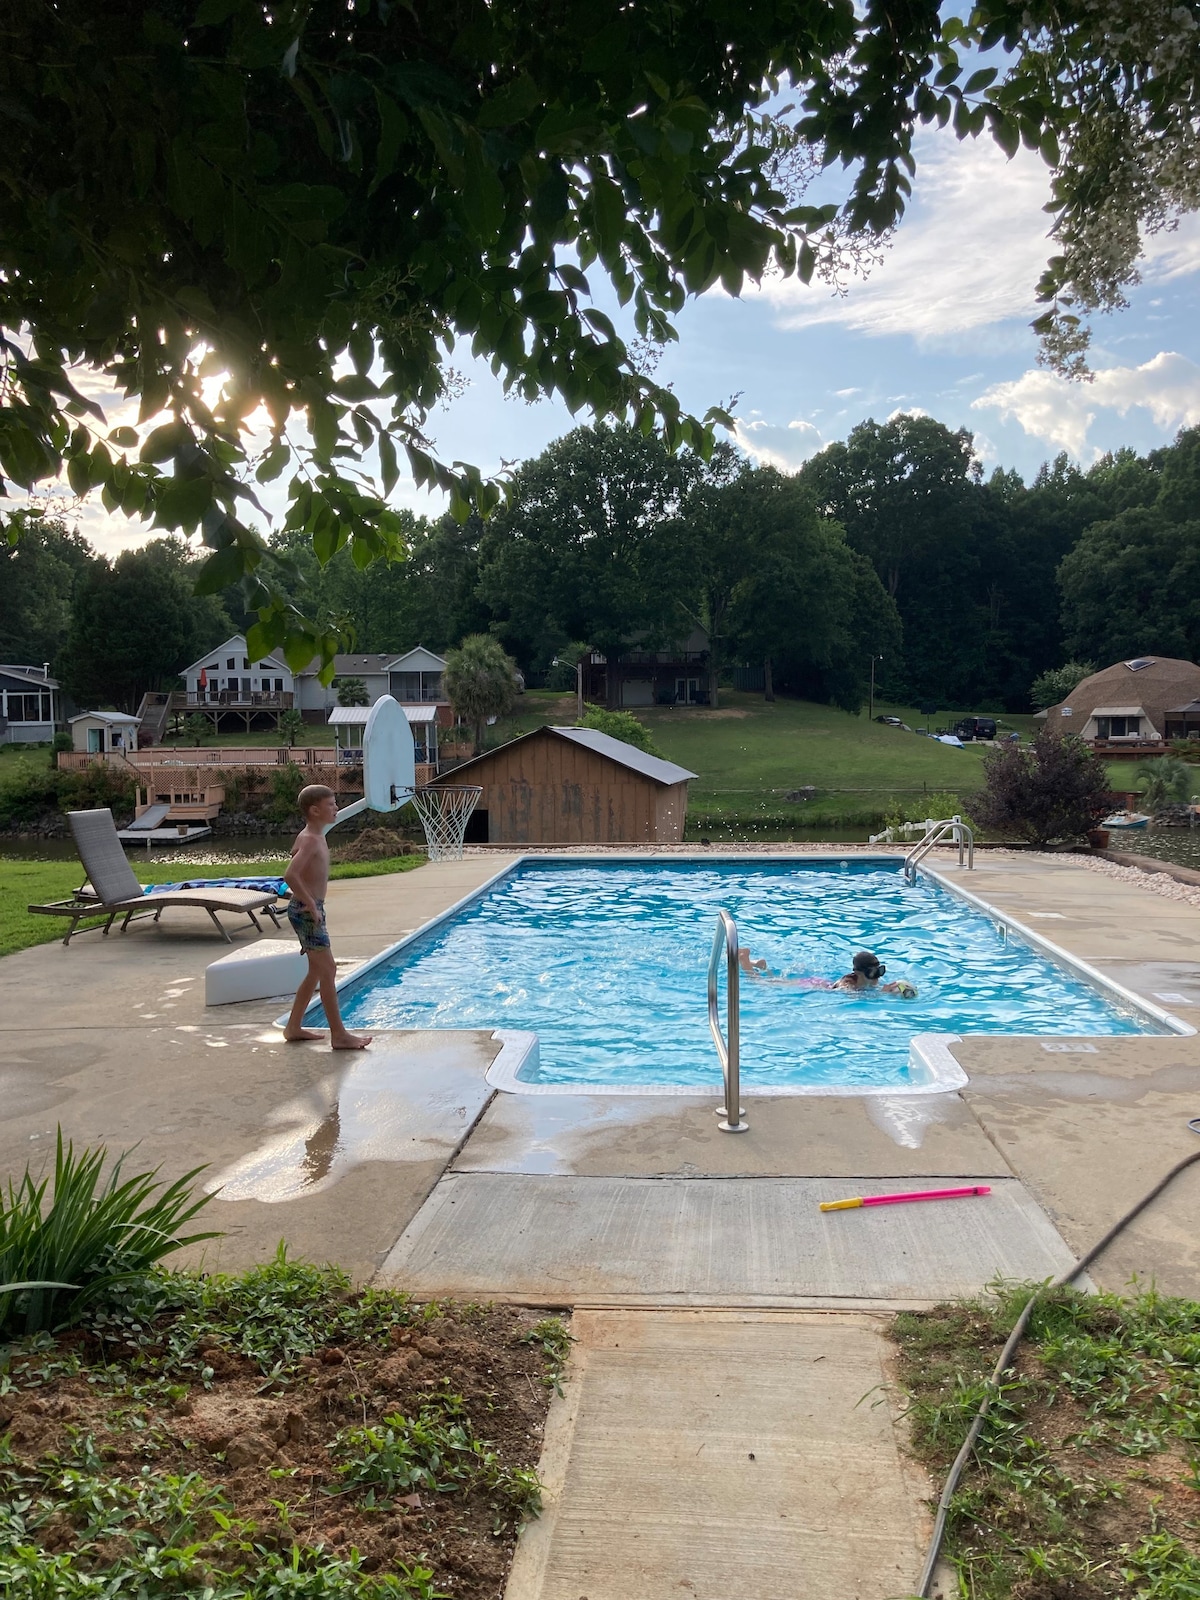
left=27, top=122, right=1200, bottom=558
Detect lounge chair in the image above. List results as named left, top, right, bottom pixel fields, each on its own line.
left=27, top=808, right=286, bottom=946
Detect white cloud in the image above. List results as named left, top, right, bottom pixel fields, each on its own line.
left=754, top=130, right=1054, bottom=341
left=887, top=405, right=929, bottom=422
left=732, top=416, right=824, bottom=471
left=972, top=350, right=1200, bottom=458
left=834, top=386, right=861, bottom=397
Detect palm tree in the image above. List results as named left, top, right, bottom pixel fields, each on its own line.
left=444, top=635, right=519, bottom=754
left=1134, top=757, right=1192, bottom=814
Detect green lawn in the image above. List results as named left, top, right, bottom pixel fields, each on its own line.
left=635, top=692, right=1030, bottom=829
left=0, top=855, right=425, bottom=959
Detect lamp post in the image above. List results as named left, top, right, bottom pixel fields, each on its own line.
left=869, top=656, right=882, bottom=721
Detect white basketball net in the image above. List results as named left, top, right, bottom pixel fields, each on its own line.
left=409, top=785, right=482, bottom=861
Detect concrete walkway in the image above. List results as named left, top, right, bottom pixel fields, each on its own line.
left=507, top=1310, right=936, bottom=1600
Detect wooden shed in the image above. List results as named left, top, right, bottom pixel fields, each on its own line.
left=434, top=726, right=697, bottom=845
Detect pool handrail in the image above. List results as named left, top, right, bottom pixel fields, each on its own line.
left=708, top=909, right=748, bottom=1132
left=904, top=817, right=974, bottom=883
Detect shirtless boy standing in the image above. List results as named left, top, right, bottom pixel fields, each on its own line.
left=282, top=784, right=371, bottom=1049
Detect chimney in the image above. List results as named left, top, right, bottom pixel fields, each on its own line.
left=42, top=662, right=50, bottom=679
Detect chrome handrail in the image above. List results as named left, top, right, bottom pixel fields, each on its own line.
left=904, top=816, right=975, bottom=883
left=708, top=909, right=747, bottom=1133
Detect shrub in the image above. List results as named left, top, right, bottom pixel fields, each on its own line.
left=880, top=792, right=969, bottom=833
left=278, top=707, right=305, bottom=746
left=49, top=731, right=73, bottom=768
left=0, top=1129, right=218, bottom=1337
left=267, top=761, right=305, bottom=824
left=578, top=707, right=662, bottom=756
left=184, top=712, right=209, bottom=745
left=335, top=675, right=370, bottom=707
left=1170, top=737, right=1200, bottom=764
left=0, top=759, right=135, bottom=827
left=1134, top=756, right=1192, bottom=812
left=968, top=729, right=1111, bottom=845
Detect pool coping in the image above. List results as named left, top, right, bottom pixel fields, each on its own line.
left=300, top=851, right=1194, bottom=1095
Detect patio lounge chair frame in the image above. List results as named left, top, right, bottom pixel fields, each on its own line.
left=27, top=808, right=286, bottom=946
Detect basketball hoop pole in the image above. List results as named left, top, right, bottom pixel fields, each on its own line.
left=329, top=787, right=414, bottom=830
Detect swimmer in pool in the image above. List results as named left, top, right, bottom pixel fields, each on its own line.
left=738, top=946, right=917, bottom=997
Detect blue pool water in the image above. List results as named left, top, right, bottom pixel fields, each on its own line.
left=324, top=860, right=1161, bottom=1090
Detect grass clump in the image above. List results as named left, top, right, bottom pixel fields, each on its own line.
left=892, top=1286, right=1200, bottom=1600
left=331, top=1392, right=542, bottom=1522
left=0, top=1130, right=217, bottom=1339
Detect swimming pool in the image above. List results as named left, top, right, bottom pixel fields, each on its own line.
left=314, top=858, right=1177, bottom=1094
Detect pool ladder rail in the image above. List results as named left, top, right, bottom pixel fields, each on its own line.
left=903, top=816, right=974, bottom=884
left=708, top=909, right=748, bottom=1133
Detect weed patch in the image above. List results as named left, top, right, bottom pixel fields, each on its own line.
left=892, top=1287, right=1200, bottom=1599
left=0, top=1256, right=567, bottom=1600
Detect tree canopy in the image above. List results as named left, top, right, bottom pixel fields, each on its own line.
left=3, top=0, right=1195, bottom=666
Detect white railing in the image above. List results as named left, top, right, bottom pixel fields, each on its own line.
left=903, top=817, right=975, bottom=883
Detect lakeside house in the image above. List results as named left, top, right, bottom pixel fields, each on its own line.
left=0, top=664, right=61, bottom=744
left=295, top=645, right=452, bottom=726
left=579, top=628, right=712, bottom=709
left=1040, top=656, right=1200, bottom=753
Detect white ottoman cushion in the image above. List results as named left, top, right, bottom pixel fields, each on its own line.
left=206, top=939, right=308, bottom=1005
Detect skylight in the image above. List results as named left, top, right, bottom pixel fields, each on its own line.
left=1124, top=658, right=1156, bottom=671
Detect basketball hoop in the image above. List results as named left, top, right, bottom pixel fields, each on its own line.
left=409, top=785, right=482, bottom=860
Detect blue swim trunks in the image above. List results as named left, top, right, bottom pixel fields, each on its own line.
left=287, top=898, right=330, bottom=952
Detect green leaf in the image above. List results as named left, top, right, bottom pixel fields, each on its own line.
left=963, top=67, right=999, bottom=94
left=155, top=474, right=213, bottom=531
left=476, top=72, right=540, bottom=129
left=140, top=420, right=189, bottom=463
left=378, top=431, right=399, bottom=496
left=194, top=541, right=246, bottom=592
left=371, top=90, right=409, bottom=193
left=256, top=441, right=291, bottom=482
left=108, top=426, right=139, bottom=448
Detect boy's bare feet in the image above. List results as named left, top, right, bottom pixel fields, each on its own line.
left=284, top=1027, right=325, bottom=1043
left=330, top=1032, right=372, bottom=1051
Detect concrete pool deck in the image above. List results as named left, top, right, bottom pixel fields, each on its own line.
left=2, top=846, right=1198, bottom=1292
left=4, top=845, right=1197, bottom=1600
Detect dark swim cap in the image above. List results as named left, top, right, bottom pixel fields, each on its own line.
left=852, top=950, right=885, bottom=977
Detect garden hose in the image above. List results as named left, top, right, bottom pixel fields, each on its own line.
left=915, top=1119, right=1200, bottom=1598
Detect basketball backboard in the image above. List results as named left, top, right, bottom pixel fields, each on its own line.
left=363, top=695, right=416, bottom=810
left=330, top=695, right=416, bottom=828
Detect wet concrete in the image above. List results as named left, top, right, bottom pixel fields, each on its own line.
left=453, top=1088, right=1010, bottom=1177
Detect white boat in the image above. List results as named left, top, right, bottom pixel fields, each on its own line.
left=1101, top=811, right=1151, bottom=831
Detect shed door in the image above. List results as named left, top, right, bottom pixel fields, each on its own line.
left=87, top=727, right=102, bottom=753
left=621, top=678, right=654, bottom=707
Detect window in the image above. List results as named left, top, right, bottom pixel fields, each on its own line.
left=243, top=657, right=250, bottom=669
left=391, top=671, right=421, bottom=701
left=6, top=692, right=49, bottom=722
left=1125, top=658, right=1155, bottom=671
left=1095, top=717, right=1140, bottom=738
left=422, top=672, right=443, bottom=700
left=226, top=658, right=235, bottom=669
left=275, top=678, right=284, bottom=692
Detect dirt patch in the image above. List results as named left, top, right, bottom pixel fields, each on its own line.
left=329, top=826, right=424, bottom=864
left=1, top=1292, right=568, bottom=1600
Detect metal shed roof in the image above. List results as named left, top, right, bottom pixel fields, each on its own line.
left=327, top=704, right=437, bottom=725
left=68, top=710, right=141, bottom=725
left=548, top=726, right=697, bottom=784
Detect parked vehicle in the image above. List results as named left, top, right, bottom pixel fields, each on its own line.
left=952, top=716, right=997, bottom=742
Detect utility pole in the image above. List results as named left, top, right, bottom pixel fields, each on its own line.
left=869, top=656, right=882, bottom=721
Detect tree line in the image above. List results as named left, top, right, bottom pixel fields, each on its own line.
left=3, top=418, right=1198, bottom=716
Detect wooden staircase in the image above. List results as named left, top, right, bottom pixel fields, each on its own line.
left=135, top=691, right=170, bottom=746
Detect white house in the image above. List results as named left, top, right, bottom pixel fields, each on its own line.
left=180, top=634, right=294, bottom=704
left=296, top=645, right=450, bottom=723
left=0, top=665, right=61, bottom=744
left=70, top=710, right=141, bottom=755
